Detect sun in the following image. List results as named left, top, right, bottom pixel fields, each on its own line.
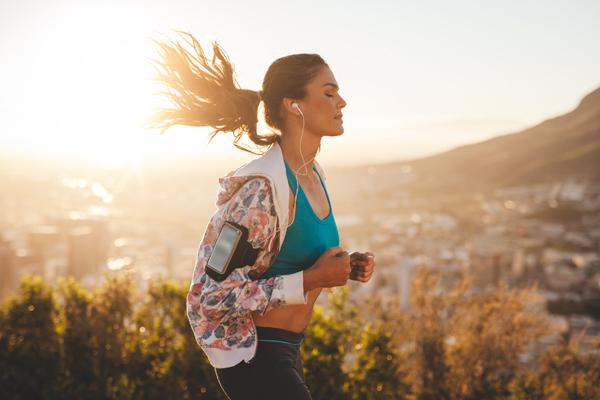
left=51, top=39, right=156, bottom=168
left=3, top=3, right=166, bottom=169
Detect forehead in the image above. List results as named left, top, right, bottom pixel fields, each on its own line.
left=309, top=66, right=338, bottom=90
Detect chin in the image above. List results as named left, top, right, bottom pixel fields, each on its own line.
left=318, top=122, right=344, bottom=137
left=328, top=125, right=344, bottom=136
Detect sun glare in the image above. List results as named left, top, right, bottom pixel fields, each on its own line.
left=10, top=3, right=167, bottom=168
left=5, top=3, right=338, bottom=169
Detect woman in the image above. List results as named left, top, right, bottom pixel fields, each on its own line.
left=148, top=31, right=376, bottom=400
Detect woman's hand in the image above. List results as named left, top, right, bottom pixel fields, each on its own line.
left=304, top=246, right=351, bottom=292
left=349, top=251, right=376, bottom=282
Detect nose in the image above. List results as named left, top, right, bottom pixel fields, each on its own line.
left=338, top=95, right=347, bottom=109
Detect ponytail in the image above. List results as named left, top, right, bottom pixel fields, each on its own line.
left=147, top=31, right=279, bottom=154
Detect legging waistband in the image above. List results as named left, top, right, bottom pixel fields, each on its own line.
left=256, top=326, right=304, bottom=347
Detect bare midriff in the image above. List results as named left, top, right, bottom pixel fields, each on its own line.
left=252, top=286, right=323, bottom=333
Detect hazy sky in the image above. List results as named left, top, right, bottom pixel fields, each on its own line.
left=1, top=0, right=599, bottom=169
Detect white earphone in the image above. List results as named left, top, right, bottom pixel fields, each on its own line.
left=288, top=101, right=316, bottom=227
left=291, top=102, right=310, bottom=175
left=252, top=100, right=316, bottom=248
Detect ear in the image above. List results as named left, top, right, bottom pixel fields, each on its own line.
left=282, top=97, right=301, bottom=116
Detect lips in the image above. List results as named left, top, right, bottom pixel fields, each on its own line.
left=334, top=114, right=343, bottom=119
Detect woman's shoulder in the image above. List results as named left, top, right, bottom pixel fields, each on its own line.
left=228, top=177, right=276, bottom=215
left=218, top=175, right=279, bottom=246
left=216, top=174, right=274, bottom=207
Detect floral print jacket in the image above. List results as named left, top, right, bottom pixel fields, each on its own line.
left=186, top=161, right=311, bottom=368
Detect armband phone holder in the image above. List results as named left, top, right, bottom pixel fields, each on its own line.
left=206, top=221, right=259, bottom=282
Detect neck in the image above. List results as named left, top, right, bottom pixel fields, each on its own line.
left=279, top=131, right=321, bottom=175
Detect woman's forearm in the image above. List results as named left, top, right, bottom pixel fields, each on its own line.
left=303, top=268, right=319, bottom=294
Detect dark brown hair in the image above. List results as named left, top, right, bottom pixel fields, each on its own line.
left=146, top=31, right=328, bottom=155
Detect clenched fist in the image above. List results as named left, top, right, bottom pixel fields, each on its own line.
left=303, top=246, right=352, bottom=293
left=349, top=251, right=376, bottom=283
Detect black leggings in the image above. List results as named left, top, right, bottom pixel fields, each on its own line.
left=214, top=326, right=312, bottom=400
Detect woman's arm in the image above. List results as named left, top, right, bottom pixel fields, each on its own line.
left=187, top=177, right=308, bottom=328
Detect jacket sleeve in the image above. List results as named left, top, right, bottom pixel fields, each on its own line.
left=187, top=177, right=308, bottom=326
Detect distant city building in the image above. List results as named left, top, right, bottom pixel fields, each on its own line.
left=0, top=237, right=16, bottom=301
left=12, top=248, right=45, bottom=292
left=166, top=242, right=174, bottom=277
left=399, top=257, right=416, bottom=310
left=68, top=226, right=97, bottom=279
left=28, top=225, right=61, bottom=258
left=26, top=225, right=62, bottom=279
left=48, top=215, right=111, bottom=280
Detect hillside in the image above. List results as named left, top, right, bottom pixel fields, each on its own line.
left=375, top=86, right=600, bottom=193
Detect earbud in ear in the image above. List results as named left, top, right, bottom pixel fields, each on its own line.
left=291, top=102, right=303, bottom=117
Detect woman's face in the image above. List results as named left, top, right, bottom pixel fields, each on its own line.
left=294, top=66, right=347, bottom=137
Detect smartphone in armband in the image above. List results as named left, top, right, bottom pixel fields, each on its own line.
left=206, top=221, right=259, bottom=282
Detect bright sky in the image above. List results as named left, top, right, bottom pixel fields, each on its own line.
left=1, top=0, right=599, bottom=169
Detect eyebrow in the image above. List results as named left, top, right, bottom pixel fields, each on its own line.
left=321, top=83, right=339, bottom=90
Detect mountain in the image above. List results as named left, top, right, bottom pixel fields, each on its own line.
left=377, top=86, right=600, bottom=193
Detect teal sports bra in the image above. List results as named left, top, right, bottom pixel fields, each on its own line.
left=261, top=159, right=339, bottom=279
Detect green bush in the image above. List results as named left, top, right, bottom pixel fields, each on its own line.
left=0, top=268, right=598, bottom=400
left=0, top=275, right=61, bottom=400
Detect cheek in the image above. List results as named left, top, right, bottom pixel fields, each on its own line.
left=315, top=99, right=336, bottom=120
left=305, top=98, right=336, bottom=127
